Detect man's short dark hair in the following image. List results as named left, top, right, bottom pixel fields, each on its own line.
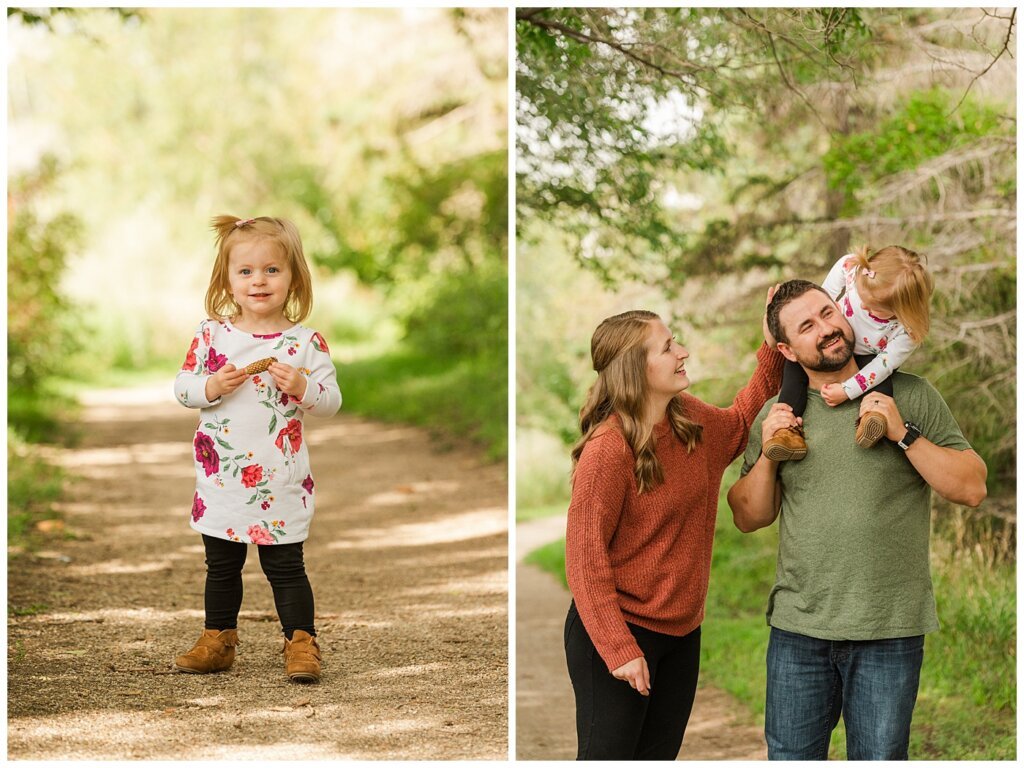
left=767, top=280, right=833, bottom=345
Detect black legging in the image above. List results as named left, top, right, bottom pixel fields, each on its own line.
left=778, top=354, right=894, bottom=417
left=202, top=534, right=315, bottom=639
left=564, top=601, right=701, bottom=760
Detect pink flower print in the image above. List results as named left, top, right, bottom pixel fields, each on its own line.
left=241, top=464, right=264, bottom=488
left=247, top=524, right=275, bottom=545
left=287, top=345, right=298, bottom=356
left=279, top=391, right=290, bottom=407
left=261, top=501, right=270, bottom=511
left=842, top=257, right=855, bottom=270
left=855, top=373, right=868, bottom=391
left=275, top=419, right=303, bottom=454
left=311, top=332, right=330, bottom=354
left=207, top=347, right=227, bottom=373
left=226, top=528, right=241, bottom=542
left=878, top=336, right=888, bottom=350
left=182, top=337, right=199, bottom=371
left=868, top=372, right=877, bottom=384
left=194, top=432, right=220, bottom=476
left=844, top=297, right=853, bottom=317
left=202, top=326, right=212, bottom=346
left=191, top=493, right=206, bottom=522
left=302, top=475, right=314, bottom=494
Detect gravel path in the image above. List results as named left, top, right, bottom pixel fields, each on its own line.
left=515, top=516, right=767, bottom=760
left=8, top=385, right=508, bottom=759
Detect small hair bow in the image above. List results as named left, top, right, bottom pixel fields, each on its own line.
left=864, top=269, right=876, bottom=278
left=235, top=218, right=257, bottom=228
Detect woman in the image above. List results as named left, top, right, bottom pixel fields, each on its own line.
left=565, top=290, right=782, bottom=760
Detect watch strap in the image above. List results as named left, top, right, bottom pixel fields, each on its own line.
left=898, top=421, right=921, bottom=450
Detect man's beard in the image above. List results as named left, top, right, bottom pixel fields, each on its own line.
left=799, top=330, right=855, bottom=372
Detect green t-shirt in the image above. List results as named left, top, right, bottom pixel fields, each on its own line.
left=740, top=371, right=973, bottom=640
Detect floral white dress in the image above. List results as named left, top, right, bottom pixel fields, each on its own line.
left=822, top=255, right=919, bottom=400
left=174, top=318, right=342, bottom=544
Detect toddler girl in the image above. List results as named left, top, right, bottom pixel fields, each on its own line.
left=764, top=245, right=933, bottom=461
left=173, top=215, right=342, bottom=682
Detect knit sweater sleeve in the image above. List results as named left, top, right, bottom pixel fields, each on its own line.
left=698, top=342, right=784, bottom=465
left=565, top=427, right=644, bottom=672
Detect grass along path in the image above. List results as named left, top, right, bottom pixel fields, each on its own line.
left=8, top=384, right=508, bottom=759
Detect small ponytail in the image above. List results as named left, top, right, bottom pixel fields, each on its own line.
left=852, top=245, right=933, bottom=343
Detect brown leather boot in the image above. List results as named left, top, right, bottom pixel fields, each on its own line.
left=855, top=410, right=888, bottom=448
left=173, top=628, right=238, bottom=674
left=762, top=425, right=807, bottom=462
left=283, top=630, right=321, bottom=683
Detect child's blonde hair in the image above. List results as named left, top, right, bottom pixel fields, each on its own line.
left=852, top=245, right=933, bottom=343
left=206, top=215, right=313, bottom=323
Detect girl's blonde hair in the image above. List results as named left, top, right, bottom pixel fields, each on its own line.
left=852, top=245, right=933, bottom=343
left=206, top=215, right=313, bottom=323
left=570, top=310, right=703, bottom=494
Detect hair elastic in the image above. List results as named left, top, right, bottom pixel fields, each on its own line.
left=235, top=218, right=257, bottom=227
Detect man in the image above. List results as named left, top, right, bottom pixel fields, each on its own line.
left=727, top=279, right=986, bottom=760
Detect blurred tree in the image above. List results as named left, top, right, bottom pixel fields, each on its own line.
left=8, top=155, right=84, bottom=438
left=517, top=7, right=1015, bottom=279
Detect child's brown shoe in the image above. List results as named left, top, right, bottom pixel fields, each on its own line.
left=173, top=628, right=238, bottom=674
left=855, top=410, right=888, bottom=448
left=763, top=425, right=807, bottom=462
left=283, top=630, right=321, bottom=683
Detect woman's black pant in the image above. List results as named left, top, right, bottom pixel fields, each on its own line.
left=202, top=534, right=315, bottom=639
left=564, top=601, right=701, bottom=760
left=778, top=354, right=894, bottom=417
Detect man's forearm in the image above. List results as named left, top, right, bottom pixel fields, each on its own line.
left=728, top=454, right=782, bottom=532
left=904, top=441, right=987, bottom=507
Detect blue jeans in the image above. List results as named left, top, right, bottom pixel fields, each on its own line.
left=765, top=627, right=924, bottom=760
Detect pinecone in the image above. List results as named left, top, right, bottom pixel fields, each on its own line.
left=244, top=357, right=277, bottom=375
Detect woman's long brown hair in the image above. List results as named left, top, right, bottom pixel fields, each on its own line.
left=570, top=310, right=702, bottom=494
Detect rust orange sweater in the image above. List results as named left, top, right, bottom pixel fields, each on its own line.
left=566, top=343, right=783, bottom=671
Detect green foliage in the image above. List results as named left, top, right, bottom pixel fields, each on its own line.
left=523, top=538, right=567, bottom=588
left=8, top=156, right=85, bottom=440
left=401, top=261, right=507, bottom=358
left=516, top=7, right=887, bottom=271
left=339, top=345, right=507, bottom=460
left=824, top=89, right=1008, bottom=214
left=8, top=429, right=65, bottom=550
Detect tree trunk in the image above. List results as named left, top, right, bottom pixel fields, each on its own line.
left=826, top=86, right=851, bottom=259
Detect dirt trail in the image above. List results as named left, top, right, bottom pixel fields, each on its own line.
left=8, top=385, right=508, bottom=760
left=515, top=516, right=767, bottom=761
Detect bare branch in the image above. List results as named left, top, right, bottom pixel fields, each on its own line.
left=518, top=15, right=705, bottom=84
left=948, top=7, right=1015, bottom=115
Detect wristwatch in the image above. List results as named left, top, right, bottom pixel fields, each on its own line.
left=898, top=421, right=922, bottom=450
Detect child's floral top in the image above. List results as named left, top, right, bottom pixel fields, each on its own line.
left=822, top=254, right=918, bottom=400
left=175, top=318, right=342, bottom=544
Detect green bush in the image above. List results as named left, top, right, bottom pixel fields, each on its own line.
left=8, top=429, right=65, bottom=550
